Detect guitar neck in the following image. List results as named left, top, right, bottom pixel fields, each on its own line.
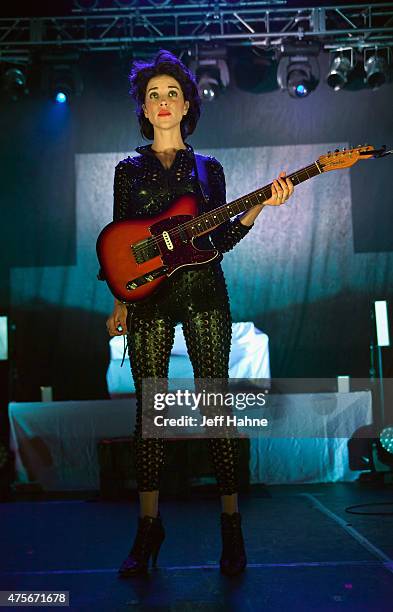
left=187, top=161, right=322, bottom=238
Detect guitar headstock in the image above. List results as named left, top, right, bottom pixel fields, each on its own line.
left=318, top=145, right=379, bottom=172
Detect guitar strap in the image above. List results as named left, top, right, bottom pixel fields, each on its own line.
left=192, top=151, right=211, bottom=207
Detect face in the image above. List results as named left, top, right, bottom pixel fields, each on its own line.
left=142, top=74, right=190, bottom=132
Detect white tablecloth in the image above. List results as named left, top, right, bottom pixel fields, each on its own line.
left=8, top=391, right=372, bottom=491
left=107, top=322, right=270, bottom=395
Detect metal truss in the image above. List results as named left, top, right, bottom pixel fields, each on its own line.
left=0, top=2, right=392, bottom=63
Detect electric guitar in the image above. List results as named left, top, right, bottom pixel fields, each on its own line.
left=96, top=145, right=391, bottom=304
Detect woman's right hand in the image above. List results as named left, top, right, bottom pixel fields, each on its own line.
left=106, top=302, right=128, bottom=336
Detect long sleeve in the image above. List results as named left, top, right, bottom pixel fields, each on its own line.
left=206, top=158, right=254, bottom=254
left=113, top=161, right=132, bottom=222
left=97, top=161, right=132, bottom=281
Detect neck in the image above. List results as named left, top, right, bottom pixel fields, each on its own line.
left=151, top=129, right=186, bottom=153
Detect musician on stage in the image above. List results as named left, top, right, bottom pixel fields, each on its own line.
left=105, top=49, right=294, bottom=577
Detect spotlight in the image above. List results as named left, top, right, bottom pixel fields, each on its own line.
left=277, top=58, right=319, bottom=98
left=197, top=72, right=220, bottom=101
left=326, top=54, right=352, bottom=91
left=287, top=64, right=313, bottom=97
left=41, top=55, right=83, bottom=103
left=189, top=50, right=230, bottom=102
left=2, top=67, right=28, bottom=101
left=348, top=424, right=393, bottom=478
left=55, top=92, right=67, bottom=104
left=276, top=44, right=320, bottom=98
left=380, top=426, right=393, bottom=454
left=50, top=66, right=74, bottom=103
left=364, top=54, right=389, bottom=89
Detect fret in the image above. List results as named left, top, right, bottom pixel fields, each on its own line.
left=185, top=161, right=322, bottom=238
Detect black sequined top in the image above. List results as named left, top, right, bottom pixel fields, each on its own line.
left=112, top=142, right=253, bottom=254
left=99, top=142, right=254, bottom=311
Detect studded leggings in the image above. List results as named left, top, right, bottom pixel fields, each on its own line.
left=126, top=262, right=240, bottom=495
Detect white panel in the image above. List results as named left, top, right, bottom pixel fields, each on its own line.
left=0, top=316, right=8, bottom=361
left=375, top=300, right=390, bottom=347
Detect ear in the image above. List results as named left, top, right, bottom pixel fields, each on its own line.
left=184, top=100, right=190, bottom=115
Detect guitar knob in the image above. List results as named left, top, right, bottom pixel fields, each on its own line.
left=335, top=148, right=339, bottom=152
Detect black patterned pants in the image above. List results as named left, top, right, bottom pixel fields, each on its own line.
left=126, top=262, right=239, bottom=495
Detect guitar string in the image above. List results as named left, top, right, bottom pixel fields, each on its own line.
left=132, top=164, right=318, bottom=256
left=132, top=163, right=319, bottom=257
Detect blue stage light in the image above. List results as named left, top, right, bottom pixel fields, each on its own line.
left=55, top=92, right=67, bottom=104
left=295, top=84, right=308, bottom=97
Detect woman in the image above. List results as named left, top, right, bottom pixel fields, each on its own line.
left=106, top=49, right=293, bottom=577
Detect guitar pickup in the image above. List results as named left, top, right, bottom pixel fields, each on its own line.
left=126, top=267, right=168, bottom=291
left=132, top=238, right=160, bottom=264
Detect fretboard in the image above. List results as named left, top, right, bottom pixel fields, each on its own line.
left=186, top=161, right=321, bottom=238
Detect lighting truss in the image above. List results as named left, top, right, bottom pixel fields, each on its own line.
left=0, top=2, right=392, bottom=63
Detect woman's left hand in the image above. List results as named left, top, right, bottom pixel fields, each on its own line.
left=264, top=171, right=294, bottom=206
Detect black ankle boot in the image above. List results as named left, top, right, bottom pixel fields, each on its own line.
left=220, top=512, right=247, bottom=576
left=118, top=514, right=165, bottom=577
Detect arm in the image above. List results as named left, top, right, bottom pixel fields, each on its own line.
left=113, top=161, right=132, bottom=222
left=207, top=161, right=294, bottom=239
left=206, top=159, right=254, bottom=253
left=98, top=161, right=132, bottom=281
left=104, top=161, right=132, bottom=335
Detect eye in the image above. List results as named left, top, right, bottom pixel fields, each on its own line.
left=149, top=92, right=158, bottom=99
left=169, top=90, right=178, bottom=97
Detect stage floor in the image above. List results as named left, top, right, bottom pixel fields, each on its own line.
left=1, top=482, right=393, bottom=611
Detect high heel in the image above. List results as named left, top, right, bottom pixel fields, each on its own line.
left=118, top=513, right=165, bottom=577
left=219, top=512, right=247, bottom=577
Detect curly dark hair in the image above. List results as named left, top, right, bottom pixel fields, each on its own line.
left=129, top=49, right=201, bottom=141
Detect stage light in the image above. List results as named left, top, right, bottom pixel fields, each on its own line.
left=276, top=44, right=320, bottom=98
left=50, top=68, right=74, bottom=103
left=279, top=59, right=319, bottom=98
left=41, top=55, right=83, bottom=103
left=55, top=92, right=67, bottom=104
left=2, top=67, right=28, bottom=101
left=287, top=65, right=311, bottom=97
left=364, top=54, right=389, bottom=89
left=326, top=54, right=352, bottom=91
left=380, top=427, right=393, bottom=454
left=198, top=73, right=220, bottom=101
left=189, top=50, right=230, bottom=102
left=348, top=425, right=393, bottom=478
